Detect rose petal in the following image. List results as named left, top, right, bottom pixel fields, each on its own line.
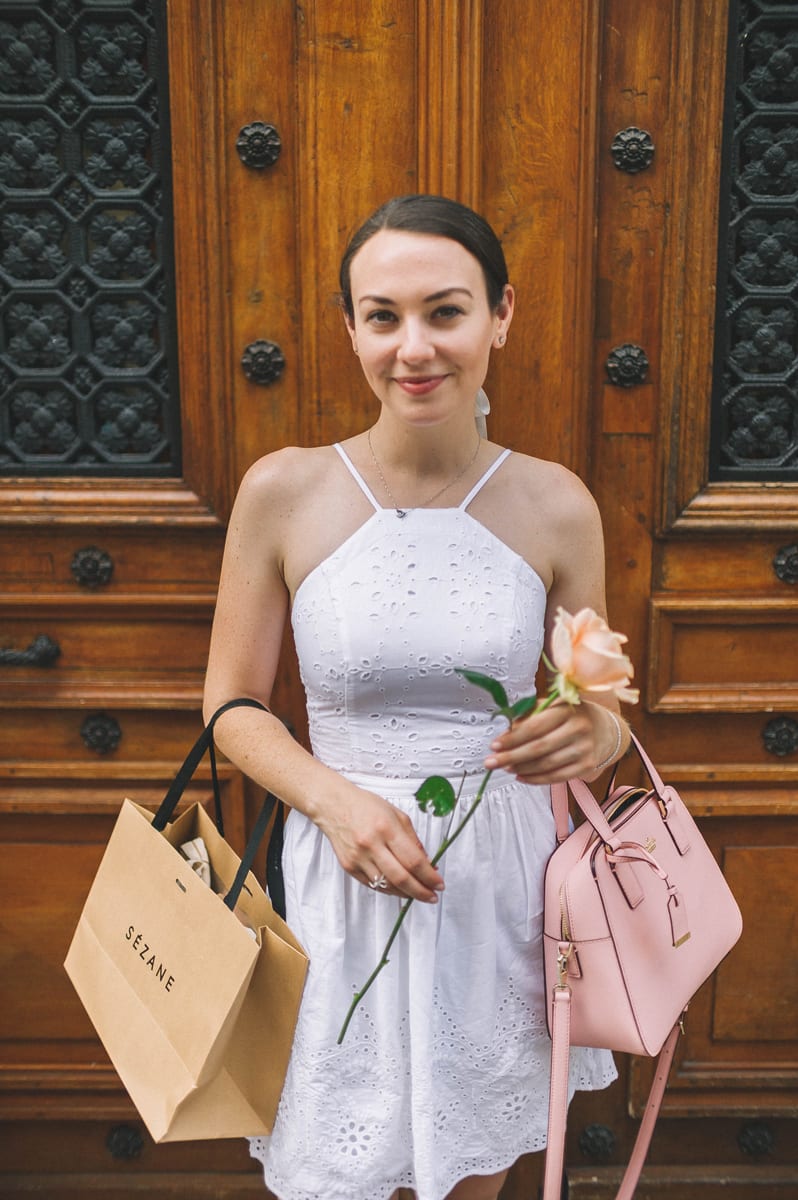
left=550, top=615, right=574, bottom=675
left=548, top=606, right=638, bottom=704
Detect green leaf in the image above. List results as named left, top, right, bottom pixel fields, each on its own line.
left=455, top=668, right=508, bottom=709
left=508, top=695, right=539, bottom=721
left=415, top=775, right=457, bottom=816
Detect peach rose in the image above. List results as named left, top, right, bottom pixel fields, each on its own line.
left=550, top=607, right=639, bottom=704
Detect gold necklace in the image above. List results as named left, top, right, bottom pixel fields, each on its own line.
left=366, top=428, right=482, bottom=519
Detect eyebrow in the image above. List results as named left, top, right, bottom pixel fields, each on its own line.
left=357, top=287, right=474, bottom=307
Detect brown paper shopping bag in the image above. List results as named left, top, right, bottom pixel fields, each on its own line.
left=64, top=699, right=308, bottom=1143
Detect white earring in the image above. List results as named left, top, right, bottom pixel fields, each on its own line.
left=475, top=387, right=490, bottom=438
left=497, top=334, right=506, bottom=345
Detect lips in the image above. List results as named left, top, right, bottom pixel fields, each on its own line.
left=393, top=375, right=448, bottom=395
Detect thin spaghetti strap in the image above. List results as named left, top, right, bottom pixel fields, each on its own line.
left=459, top=448, right=512, bottom=509
left=333, top=443, right=382, bottom=511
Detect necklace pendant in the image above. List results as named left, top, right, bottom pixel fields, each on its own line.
left=395, top=508, right=407, bottom=519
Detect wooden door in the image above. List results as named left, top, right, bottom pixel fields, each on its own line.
left=561, top=3, right=798, bottom=1197
left=1, top=1, right=795, bottom=1196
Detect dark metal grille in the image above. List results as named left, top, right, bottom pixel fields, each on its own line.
left=0, top=0, right=180, bottom=476
left=710, top=0, right=798, bottom=481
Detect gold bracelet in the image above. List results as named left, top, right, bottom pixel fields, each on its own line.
left=594, top=709, right=623, bottom=772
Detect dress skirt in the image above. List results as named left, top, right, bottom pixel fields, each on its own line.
left=249, top=770, right=616, bottom=1200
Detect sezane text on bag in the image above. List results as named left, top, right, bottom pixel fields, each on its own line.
left=64, top=698, right=308, bottom=1143
left=541, top=734, right=742, bottom=1200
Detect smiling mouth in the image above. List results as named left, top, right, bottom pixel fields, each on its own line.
left=394, top=375, right=448, bottom=393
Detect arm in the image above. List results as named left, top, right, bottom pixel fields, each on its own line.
left=204, top=452, right=443, bottom=902
left=484, top=468, right=631, bottom=784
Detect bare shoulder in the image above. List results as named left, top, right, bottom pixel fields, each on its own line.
left=513, top=452, right=608, bottom=614
left=230, top=443, right=367, bottom=597
left=225, top=445, right=339, bottom=558
left=235, top=445, right=335, bottom=509
left=506, top=450, right=601, bottom=535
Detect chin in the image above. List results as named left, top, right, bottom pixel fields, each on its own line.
left=383, top=394, right=474, bottom=428
left=396, top=408, right=463, bottom=431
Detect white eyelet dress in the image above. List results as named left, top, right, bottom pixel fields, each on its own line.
left=249, top=445, right=616, bottom=1200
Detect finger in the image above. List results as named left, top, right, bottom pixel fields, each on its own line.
left=365, top=832, right=443, bottom=902
left=490, top=703, right=572, bottom=752
left=388, top=817, right=446, bottom=894
left=336, top=795, right=444, bottom=902
left=514, top=709, right=623, bottom=782
left=384, top=845, right=444, bottom=902
left=486, top=706, right=592, bottom=765
left=358, top=860, right=439, bottom=903
left=488, top=724, right=594, bottom=778
left=354, top=830, right=444, bottom=901
left=384, top=866, right=440, bottom=903
left=360, top=868, right=404, bottom=898
left=512, top=722, right=612, bottom=781
left=513, top=748, right=586, bottom=784
left=485, top=729, right=576, bottom=772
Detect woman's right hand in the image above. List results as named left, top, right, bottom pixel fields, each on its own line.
left=313, top=783, right=445, bottom=903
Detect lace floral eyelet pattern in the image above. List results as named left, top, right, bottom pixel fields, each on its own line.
left=292, top=510, right=546, bottom=780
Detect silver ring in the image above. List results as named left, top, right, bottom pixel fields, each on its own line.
left=367, top=873, right=388, bottom=891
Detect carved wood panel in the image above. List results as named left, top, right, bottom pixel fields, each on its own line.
left=584, top=0, right=797, bottom=1194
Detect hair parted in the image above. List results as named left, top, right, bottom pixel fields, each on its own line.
left=338, top=194, right=509, bottom=320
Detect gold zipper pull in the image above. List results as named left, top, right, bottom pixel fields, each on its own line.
left=556, top=942, right=573, bottom=989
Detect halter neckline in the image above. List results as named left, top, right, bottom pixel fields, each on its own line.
left=333, top=443, right=512, bottom=514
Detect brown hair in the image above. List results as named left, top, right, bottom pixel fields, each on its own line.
left=339, top=194, right=509, bottom=320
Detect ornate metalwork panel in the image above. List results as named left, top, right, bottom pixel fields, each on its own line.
left=0, top=0, right=180, bottom=476
left=710, top=0, right=798, bottom=480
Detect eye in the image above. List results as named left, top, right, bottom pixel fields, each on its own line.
left=365, top=309, right=397, bottom=326
left=432, top=304, right=465, bottom=320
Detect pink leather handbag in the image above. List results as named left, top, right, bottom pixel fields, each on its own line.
left=542, top=734, right=743, bottom=1200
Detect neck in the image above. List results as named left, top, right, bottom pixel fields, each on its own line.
left=364, top=419, right=484, bottom=516
left=367, top=414, right=481, bottom=477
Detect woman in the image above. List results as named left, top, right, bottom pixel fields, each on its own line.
left=204, top=195, right=626, bottom=1200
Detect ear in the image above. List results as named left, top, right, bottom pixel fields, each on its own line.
left=492, top=284, right=515, bottom=348
left=342, top=309, right=359, bottom=355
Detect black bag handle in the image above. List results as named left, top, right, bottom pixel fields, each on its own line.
left=266, top=800, right=286, bottom=919
left=151, top=698, right=282, bottom=912
left=152, top=697, right=269, bottom=831
left=224, top=785, right=278, bottom=912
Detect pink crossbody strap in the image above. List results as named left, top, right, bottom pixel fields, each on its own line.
left=542, top=985, right=682, bottom=1200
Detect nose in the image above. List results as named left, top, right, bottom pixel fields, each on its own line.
left=397, top=318, right=435, bottom=363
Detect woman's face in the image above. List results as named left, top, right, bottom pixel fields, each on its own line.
left=345, top=230, right=513, bottom=427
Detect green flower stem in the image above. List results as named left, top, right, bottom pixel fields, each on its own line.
left=336, top=769, right=493, bottom=1045
left=337, top=894, right=414, bottom=1044
left=428, top=768, right=493, bottom=867
left=336, top=689, right=561, bottom=1044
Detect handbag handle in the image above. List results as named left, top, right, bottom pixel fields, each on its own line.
left=151, top=698, right=277, bottom=912
left=551, top=731, right=667, bottom=845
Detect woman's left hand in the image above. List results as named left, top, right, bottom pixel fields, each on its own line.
left=483, top=700, right=621, bottom=784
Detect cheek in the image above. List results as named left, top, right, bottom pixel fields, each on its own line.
left=353, top=351, right=387, bottom=389
left=462, top=332, right=494, bottom=368
left=357, top=337, right=394, bottom=370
